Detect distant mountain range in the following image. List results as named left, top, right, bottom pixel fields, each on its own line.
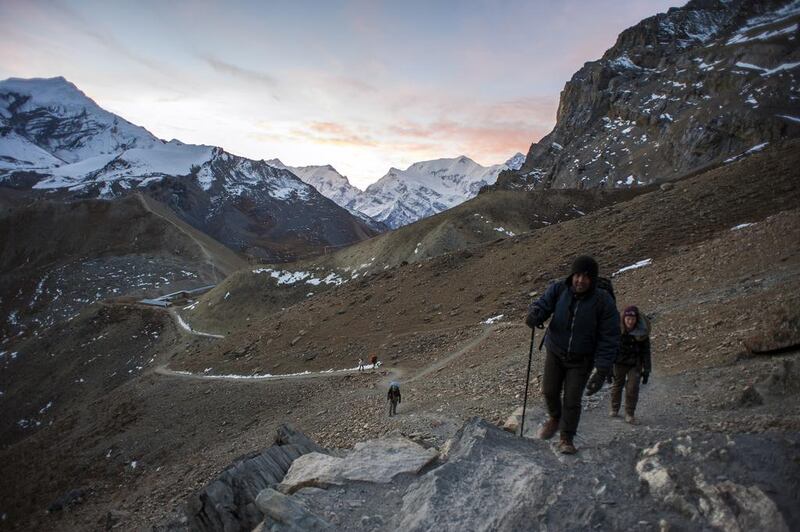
left=0, top=76, right=379, bottom=261
left=271, top=153, right=525, bottom=229
left=494, top=0, right=800, bottom=191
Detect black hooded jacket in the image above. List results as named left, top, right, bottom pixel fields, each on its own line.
left=529, top=279, right=620, bottom=370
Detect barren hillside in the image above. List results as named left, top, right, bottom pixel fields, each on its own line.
left=0, top=142, right=797, bottom=530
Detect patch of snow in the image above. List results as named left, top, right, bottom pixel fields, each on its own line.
left=727, top=22, right=798, bottom=45
left=482, top=314, right=505, bottom=325
left=735, top=61, right=800, bottom=76
left=615, top=174, right=646, bottom=187
left=253, top=268, right=346, bottom=286
left=224, top=291, right=230, bottom=300
left=174, top=313, right=224, bottom=338
left=609, top=53, right=650, bottom=71
left=613, top=259, right=653, bottom=277
left=494, top=227, right=515, bottom=237
left=777, top=114, right=800, bottom=123
left=731, top=223, right=755, bottom=231
left=727, top=1, right=800, bottom=45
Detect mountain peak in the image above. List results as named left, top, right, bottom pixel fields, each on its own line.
left=0, top=76, right=98, bottom=112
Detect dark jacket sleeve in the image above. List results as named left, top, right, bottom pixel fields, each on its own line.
left=642, top=337, right=652, bottom=373
left=528, top=281, right=561, bottom=322
left=593, top=293, right=621, bottom=370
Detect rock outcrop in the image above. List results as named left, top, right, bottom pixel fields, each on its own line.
left=180, top=424, right=324, bottom=532
left=495, top=0, right=800, bottom=191
left=246, top=418, right=800, bottom=531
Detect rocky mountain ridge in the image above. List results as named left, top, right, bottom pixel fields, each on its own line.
left=494, top=0, right=800, bottom=191
left=0, top=77, right=379, bottom=260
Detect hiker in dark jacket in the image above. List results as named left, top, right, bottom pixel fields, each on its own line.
left=610, top=305, right=651, bottom=424
left=387, top=382, right=401, bottom=416
left=526, top=255, right=620, bottom=454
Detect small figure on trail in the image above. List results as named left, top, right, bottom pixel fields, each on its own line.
left=388, top=381, right=402, bottom=416
left=526, top=255, right=620, bottom=454
left=358, top=358, right=365, bottom=372
left=370, top=354, right=378, bottom=368
left=610, top=306, right=651, bottom=424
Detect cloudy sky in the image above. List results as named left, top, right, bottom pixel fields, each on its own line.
left=1, top=0, right=680, bottom=188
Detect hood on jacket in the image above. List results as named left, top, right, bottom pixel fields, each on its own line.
left=565, top=255, right=599, bottom=288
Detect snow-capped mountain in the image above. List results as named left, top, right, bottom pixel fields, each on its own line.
left=0, top=77, right=160, bottom=169
left=350, top=153, right=525, bottom=229
left=0, top=77, right=380, bottom=260
left=266, top=159, right=362, bottom=208
left=266, top=159, right=387, bottom=232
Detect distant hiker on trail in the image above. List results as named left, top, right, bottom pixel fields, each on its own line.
left=370, top=354, right=378, bottom=368
left=388, top=382, right=402, bottom=416
left=526, top=255, right=620, bottom=454
left=610, top=305, right=652, bottom=424
left=358, top=358, right=365, bottom=372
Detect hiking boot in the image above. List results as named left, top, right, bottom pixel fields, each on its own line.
left=609, top=409, right=619, bottom=418
left=558, top=436, right=577, bottom=455
left=537, top=417, right=559, bottom=440
left=625, top=413, right=636, bottom=424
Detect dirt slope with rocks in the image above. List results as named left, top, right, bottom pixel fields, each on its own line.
left=0, top=193, right=244, bottom=339
left=0, top=143, right=798, bottom=530
left=186, top=186, right=646, bottom=334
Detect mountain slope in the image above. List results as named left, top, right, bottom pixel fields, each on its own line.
left=495, top=0, right=800, bottom=190
left=1, top=141, right=797, bottom=530
left=0, top=77, right=381, bottom=260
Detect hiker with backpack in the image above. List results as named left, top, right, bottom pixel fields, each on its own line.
left=610, top=305, right=651, bottom=424
left=525, top=255, right=620, bottom=454
left=387, top=382, right=401, bottom=416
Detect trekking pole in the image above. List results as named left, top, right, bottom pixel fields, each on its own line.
left=519, top=328, right=535, bottom=438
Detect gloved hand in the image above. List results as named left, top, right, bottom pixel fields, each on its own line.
left=641, top=372, right=649, bottom=385
left=585, top=368, right=609, bottom=396
left=525, top=309, right=544, bottom=329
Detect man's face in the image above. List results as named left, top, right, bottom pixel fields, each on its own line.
left=572, top=272, right=592, bottom=293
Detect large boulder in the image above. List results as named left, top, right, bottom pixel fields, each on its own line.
left=391, top=418, right=554, bottom=532
left=279, top=437, right=438, bottom=494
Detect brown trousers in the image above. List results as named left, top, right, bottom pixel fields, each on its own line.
left=611, top=363, right=641, bottom=415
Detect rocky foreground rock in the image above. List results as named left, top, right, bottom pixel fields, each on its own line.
left=183, top=417, right=799, bottom=531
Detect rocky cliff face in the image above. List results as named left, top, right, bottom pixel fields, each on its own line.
left=496, top=0, right=800, bottom=190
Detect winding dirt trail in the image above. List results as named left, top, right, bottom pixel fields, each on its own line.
left=155, top=324, right=498, bottom=387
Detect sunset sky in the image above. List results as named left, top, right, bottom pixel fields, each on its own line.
left=0, top=0, right=680, bottom=188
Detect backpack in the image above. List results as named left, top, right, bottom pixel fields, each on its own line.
left=596, top=276, right=616, bottom=302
